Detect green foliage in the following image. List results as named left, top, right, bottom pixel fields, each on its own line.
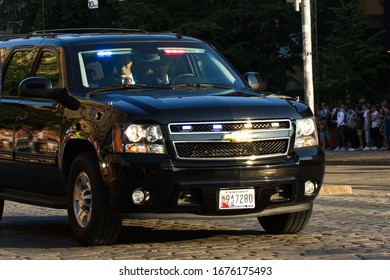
left=5, top=0, right=388, bottom=98
left=2, top=0, right=387, bottom=98
left=0, top=0, right=303, bottom=93
left=316, top=0, right=388, bottom=101
left=178, top=0, right=302, bottom=92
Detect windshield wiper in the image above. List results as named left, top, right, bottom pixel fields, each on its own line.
left=87, top=84, right=171, bottom=94
left=172, top=83, right=234, bottom=89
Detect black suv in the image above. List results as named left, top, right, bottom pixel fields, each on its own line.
left=0, top=29, right=325, bottom=245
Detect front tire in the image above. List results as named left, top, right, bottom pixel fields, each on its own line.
left=67, top=152, right=122, bottom=245
left=258, top=207, right=312, bottom=234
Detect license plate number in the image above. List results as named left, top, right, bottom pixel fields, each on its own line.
left=219, top=188, right=255, bottom=209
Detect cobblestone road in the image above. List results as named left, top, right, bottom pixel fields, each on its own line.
left=1, top=185, right=389, bottom=260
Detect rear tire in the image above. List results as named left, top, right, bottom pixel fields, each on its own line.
left=67, top=152, right=122, bottom=245
left=258, top=207, right=312, bottom=234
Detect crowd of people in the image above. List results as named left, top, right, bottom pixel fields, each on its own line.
left=315, top=98, right=390, bottom=152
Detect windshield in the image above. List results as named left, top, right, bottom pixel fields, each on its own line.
left=75, top=43, right=246, bottom=91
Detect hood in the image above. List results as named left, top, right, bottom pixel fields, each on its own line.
left=89, top=88, right=311, bottom=123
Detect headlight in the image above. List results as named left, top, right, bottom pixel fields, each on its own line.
left=294, top=117, right=318, bottom=149
left=113, top=124, right=166, bottom=154
left=145, top=126, right=163, bottom=142
left=124, top=125, right=144, bottom=142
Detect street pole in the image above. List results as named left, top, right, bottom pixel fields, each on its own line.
left=12, top=0, right=18, bottom=34
left=287, top=0, right=315, bottom=113
left=42, top=0, right=45, bottom=31
left=301, top=0, right=315, bottom=113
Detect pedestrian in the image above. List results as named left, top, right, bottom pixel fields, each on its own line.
left=333, top=104, right=347, bottom=151
left=345, top=105, right=358, bottom=151
left=354, top=103, right=364, bottom=150
left=382, top=104, right=390, bottom=150
left=362, top=103, right=372, bottom=151
left=370, top=104, right=380, bottom=150
left=330, top=101, right=342, bottom=149
left=379, top=104, right=389, bottom=150
left=318, top=102, right=330, bottom=150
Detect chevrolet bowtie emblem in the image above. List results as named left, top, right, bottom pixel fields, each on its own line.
left=223, top=131, right=254, bottom=142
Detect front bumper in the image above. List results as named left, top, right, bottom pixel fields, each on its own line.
left=103, top=147, right=325, bottom=218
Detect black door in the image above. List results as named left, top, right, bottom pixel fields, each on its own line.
left=14, top=49, right=65, bottom=195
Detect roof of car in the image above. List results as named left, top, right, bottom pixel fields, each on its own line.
left=0, top=28, right=204, bottom=45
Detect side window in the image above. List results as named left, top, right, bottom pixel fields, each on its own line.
left=2, top=50, right=33, bottom=97
left=35, top=51, right=60, bottom=88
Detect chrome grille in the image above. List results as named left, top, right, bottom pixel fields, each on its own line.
left=175, top=139, right=289, bottom=159
left=169, top=120, right=290, bottom=133
left=169, top=119, right=292, bottom=160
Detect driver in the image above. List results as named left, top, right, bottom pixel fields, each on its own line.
left=150, top=57, right=170, bottom=84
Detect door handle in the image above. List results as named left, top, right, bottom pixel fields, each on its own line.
left=18, top=113, right=29, bottom=122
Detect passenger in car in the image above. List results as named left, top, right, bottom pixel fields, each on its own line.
left=149, top=57, right=170, bottom=84
left=98, top=58, right=121, bottom=87
left=119, top=55, right=137, bottom=85
left=98, top=54, right=139, bottom=87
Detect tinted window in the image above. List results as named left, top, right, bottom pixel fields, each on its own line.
left=35, top=51, right=61, bottom=88
left=2, top=50, right=34, bottom=97
left=76, top=44, right=244, bottom=91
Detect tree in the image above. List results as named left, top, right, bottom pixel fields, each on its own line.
left=0, top=0, right=20, bottom=33
left=178, top=0, right=303, bottom=92
left=316, top=0, right=388, bottom=102
left=1, top=0, right=303, bottom=93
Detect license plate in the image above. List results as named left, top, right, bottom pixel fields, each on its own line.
left=219, top=188, right=255, bottom=209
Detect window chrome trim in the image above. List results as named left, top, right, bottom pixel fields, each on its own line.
left=168, top=119, right=292, bottom=134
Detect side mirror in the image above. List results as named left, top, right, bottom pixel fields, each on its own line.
left=19, top=77, right=80, bottom=111
left=244, top=72, right=266, bottom=91
left=19, top=76, right=54, bottom=99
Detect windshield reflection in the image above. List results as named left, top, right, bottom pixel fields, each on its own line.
left=78, top=46, right=242, bottom=90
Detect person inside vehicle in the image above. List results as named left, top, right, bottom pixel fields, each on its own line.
left=118, top=54, right=138, bottom=85
left=150, top=57, right=170, bottom=84
left=98, top=54, right=137, bottom=87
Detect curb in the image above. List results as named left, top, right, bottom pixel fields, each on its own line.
left=324, top=151, right=390, bottom=166
left=319, top=184, right=353, bottom=195
left=325, top=160, right=390, bottom=166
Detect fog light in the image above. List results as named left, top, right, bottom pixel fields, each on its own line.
left=132, top=188, right=150, bottom=204
left=304, top=181, right=317, bottom=196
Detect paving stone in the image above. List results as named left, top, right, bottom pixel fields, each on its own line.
left=0, top=170, right=389, bottom=260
